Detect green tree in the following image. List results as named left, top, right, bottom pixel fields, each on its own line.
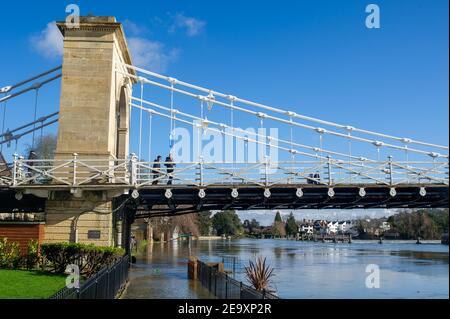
left=212, top=210, right=243, bottom=236
left=429, top=208, right=449, bottom=235
left=285, top=213, right=298, bottom=236
left=274, top=211, right=282, bottom=223
left=272, top=221, right=286, bottom=238
left=382, top=209, right=448, bottom=240
left=196, top=211, right=212, bottom=236
left=250, top=219, right=260, bottom=231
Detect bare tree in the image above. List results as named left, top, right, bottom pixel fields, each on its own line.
left=25, top=134, right=57, bottom=159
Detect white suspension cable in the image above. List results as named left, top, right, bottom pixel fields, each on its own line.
left=289, top=116, right=294, bottom=160
left=169, top=81, right=175, bottom=148
left=119, top=63, right=449, bottom=151
left=348, top=129, right=352, bottom=182
left=231, top=97, right=235, bottom=171
left=138, top=80, right=144, bottom=159
left=0, top=74, right=62, bottom=104
left=0, top=66, right=61, bottom=94
left=130, top=102, right=448, bottom=184
left=118, top=69, right=448, bottom=159
left=0, top=117, right=59, bottom=147
left=0, top=97, right=6, bottom=153
left=201, top=100, right=204, bottom=120
left=148, top=112, right=153, bottom=161
left=31, top=88, right=39, bottom=150
left=319, top=133, right=324, bottom=177
left=132, top=96, right=387, bottom=164
left=131, top=103, right=326, bottom=161
left=131, top=103, right=447, bottom=175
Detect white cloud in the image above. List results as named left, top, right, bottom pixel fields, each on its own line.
left=170, top=13, right=206, bottom=37
left=30, top=20, right=179, bottom=72
left=128, top=37, right=179, bottom=73
left=123, top=19, right=149, bottom=36
left=30, top=22, right=63, bottom=59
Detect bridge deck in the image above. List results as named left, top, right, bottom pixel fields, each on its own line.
left=1, top=184, right=448, bottom=215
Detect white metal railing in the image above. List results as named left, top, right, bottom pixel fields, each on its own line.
left=10, top=154, right=130, bottom=187
left=5, top=154, right=449, bottom=189
left=0, top=161, right=12, bottom=186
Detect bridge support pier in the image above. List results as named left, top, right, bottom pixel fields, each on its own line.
left=121, top=207, right=135, bottom=256
left=44, top=191, right=115, bottom=246
left=146, top=221, right=153, bottom=244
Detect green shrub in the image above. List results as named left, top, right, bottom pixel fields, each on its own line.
left=40, top=243, right=83, bottom=273
left=40, top=243, right=125, bottom=278
left=25, top=240, right=40, bottom=270
left=0, top=238, right=22, bottom=269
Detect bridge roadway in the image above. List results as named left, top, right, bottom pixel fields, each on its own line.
left=1, top=183, right=448, bottom=218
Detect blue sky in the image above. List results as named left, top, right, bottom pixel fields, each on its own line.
left=0, top=1, right=448, bottom=220
left=1, top=0, right=448, bottom=159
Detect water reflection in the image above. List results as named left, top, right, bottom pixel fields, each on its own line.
left=123, top=239, right=449, bottom=299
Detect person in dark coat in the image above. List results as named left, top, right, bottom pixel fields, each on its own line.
left=152, top=155, right=162, bottom=185
left=165, top=153, right=176, bottom=185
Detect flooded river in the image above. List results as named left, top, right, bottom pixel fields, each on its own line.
left=123, top=239, right=449, bottom=299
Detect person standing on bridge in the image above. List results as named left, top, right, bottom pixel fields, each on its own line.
left=152, top=155, right=162, bottom=185
left=165, top=153, right=176, bottom=185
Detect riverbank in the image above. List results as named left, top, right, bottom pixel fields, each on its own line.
left=196, top=236, right=223, bottom=240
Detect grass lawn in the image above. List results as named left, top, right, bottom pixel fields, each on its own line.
left=0, top=269, right=67, bottom=299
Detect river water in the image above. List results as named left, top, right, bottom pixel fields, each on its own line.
left=123, top=239, right=449, bottom=299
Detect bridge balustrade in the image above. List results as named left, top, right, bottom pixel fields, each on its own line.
left=6, top=156, right=448, bottom=189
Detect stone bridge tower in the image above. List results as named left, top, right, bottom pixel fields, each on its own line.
left=44, top=17, right=135, bottom=247
left=55, top=16, right=134, bottom=160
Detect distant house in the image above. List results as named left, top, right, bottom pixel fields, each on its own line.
left=338, top=221, right=353, bottom=233
left=327, top=221, right=339, bottom=234
left=299, top=224, right=314, bottom=235
left=261, top=227, right=273, bottom=238
left=381, top=221, right=391, bottom=231
left=313, top=220, right=322, bottom=231
left=313, top=220, right=328, bottom=230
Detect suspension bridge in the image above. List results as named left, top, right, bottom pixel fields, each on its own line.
left=0, top=16, right=448, bottom=249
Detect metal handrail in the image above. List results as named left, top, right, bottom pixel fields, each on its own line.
left=4, top=156, right=448, bottom=188
left=49, top=255, right=129, bottom=300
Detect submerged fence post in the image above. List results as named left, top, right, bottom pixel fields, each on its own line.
left=188, top=256, right=198, bottom=280
left=240, top=282, right=243, bottom=299
left=225, top=274, right=228, bottom=299
left=214, top=271, right=217, bottom=296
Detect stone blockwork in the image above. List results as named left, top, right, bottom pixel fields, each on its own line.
left=55, top=16, right=135, bottom=160
left=44, top=192, right=114, bottom=247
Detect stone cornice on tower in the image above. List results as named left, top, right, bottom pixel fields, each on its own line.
left=56, top=16, right=136, bottom=76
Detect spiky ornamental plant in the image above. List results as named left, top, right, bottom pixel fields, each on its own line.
left=244, top=256, right=276, bottom=293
